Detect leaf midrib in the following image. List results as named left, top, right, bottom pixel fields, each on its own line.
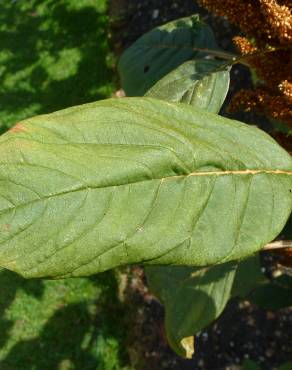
left=142, top=43, right=235, bottom=61
left=1, top=169, right=291, bottom=217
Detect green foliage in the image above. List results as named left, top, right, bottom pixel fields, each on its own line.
left=282, top=214, right=292, bottom=239
left=141, top=17, right=235, bottom=358
left=146, top=60, right=230, bottom=113
left=278, top=362, right=292, bottom=370
left=146, top=253, right=287, bottom=359
left=118, top=15, right=218, bottom=96
left=0, top=0, right=114, bottom=134
left=118, top=14, right=291, bottom=359
left=231, top=255, right=266, bottom=298
left=146, top=262, right=237, bottom=358
left=0, top=2, right=128, bottom=368
left=0, top=98, right=291, bottom=279
left=249, top=274, right=292, bottom=310
left=0, top=6, right=291, bottom=363
left=242, top=359, right=262, bottom=370
left=242, top=359, right=292, bottom=370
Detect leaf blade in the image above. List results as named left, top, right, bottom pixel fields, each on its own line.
left=0, top=98, right=291, bottom=278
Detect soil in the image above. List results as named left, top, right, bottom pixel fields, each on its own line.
left=109, top=1, right=292, bottom=369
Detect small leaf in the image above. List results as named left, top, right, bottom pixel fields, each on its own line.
left=118, top=15, right=218, bottom=96
left=0, top=97, right=291, bottom=278
left=146, top=262, right=237, bottom=357
left=146, top=60, right=230, bottom=113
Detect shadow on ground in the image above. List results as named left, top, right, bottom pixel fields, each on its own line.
left=0, top=269, right=45, bottom=351
left=0, top=269, right=132, bottom=370
left=0, top=2, right=127, bottom=368
left=0, top=0, right=114, bottom=133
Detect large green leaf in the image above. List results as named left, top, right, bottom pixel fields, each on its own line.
left=145, top=60, right=230, bottom=113
left=118, top=15, right=218, bottom=96
left=0, top=97, right=291, bottom=278
left=146, top=262, right=237, bottom=358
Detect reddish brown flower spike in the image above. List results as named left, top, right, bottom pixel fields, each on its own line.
left=199, top=0, right=292, bottom=128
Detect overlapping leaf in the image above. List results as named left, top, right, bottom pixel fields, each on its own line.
left=0, top=97, right=291, bottom=279
left=145, top=60, right=230, bottom=113
left=231, top=254, right=266, bottom=298
left=249, top=274, right=292, bottom=310
left=118, top=15, right=219, bottom=96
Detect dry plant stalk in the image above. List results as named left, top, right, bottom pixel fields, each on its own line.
left=199, top=0, right=292, bottom=128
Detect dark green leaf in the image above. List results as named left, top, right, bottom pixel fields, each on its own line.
left=249, top=274, right=292, bottom=310
left=278, top=362, right=292, bottom=370
left=118, top=15, right=218, bottom=96
left=146, top=60, right=230, bottom=113
left=242, top=359, right=262, bottom=370
left=0, top=98, right=291, bottom=278
left=282, top=214, right=292, bottom=239
left=146, top=262, right=237, bottom=358
left=232, top=255, right=266, bottom=298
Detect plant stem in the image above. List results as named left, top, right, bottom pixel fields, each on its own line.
left=263, top=240, right=292, bottom=251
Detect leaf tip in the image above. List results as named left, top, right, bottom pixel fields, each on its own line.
left=181, top=336, right=195, bottom=359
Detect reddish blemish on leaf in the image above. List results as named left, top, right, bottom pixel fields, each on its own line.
left=1, top=224, right=11, bottom=232
left=9, top=123, right=26, bottom=133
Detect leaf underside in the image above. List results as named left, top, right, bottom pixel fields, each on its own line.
left=0, top=97, right=291, bottom=278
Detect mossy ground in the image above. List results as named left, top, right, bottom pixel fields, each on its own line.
left=0, top=269, right=133, bottom=370
left=0, top=0, right=114, bottom=133
left=0, top=1, right=133, bottom=369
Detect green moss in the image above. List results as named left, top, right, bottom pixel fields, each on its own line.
left=0, top=269, right=133, bottom=370
left=0, top=0, right=114, bottom=133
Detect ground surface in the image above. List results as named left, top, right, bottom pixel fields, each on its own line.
left=0, top=0, right=114, bottom=133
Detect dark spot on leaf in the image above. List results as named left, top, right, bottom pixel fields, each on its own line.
left=144, top=65, right=150, bottom=73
